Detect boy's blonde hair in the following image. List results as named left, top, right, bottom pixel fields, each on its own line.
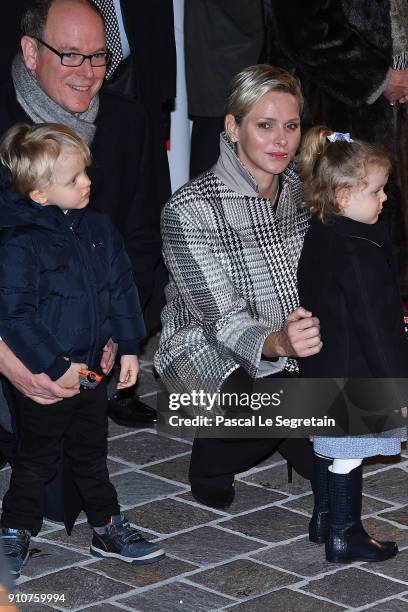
left=0, top=123, right=91, bottom=197
left=298, top=126, right=392, bottom=220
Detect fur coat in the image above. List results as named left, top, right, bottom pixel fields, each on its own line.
left=262, top=0, right=408, bottom=285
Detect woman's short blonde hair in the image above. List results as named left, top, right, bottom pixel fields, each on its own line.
left=0, top=123, right=91, bottom=197
left=226, top=64, right=304, bottom=124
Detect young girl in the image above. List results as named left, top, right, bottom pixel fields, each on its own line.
left=297, top=126, right=407, bottom=563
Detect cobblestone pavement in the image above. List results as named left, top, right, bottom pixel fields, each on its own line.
left=6, top=337, right=408, bottom=611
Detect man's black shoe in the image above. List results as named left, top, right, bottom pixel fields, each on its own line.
left=108, top=390, right=158, bottom=428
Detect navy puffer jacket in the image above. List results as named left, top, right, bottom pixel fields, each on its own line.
left=0, top=167, right=145, bottom=380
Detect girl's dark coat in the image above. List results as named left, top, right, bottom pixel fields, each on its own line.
left=298, top=215, right=408, bottom=379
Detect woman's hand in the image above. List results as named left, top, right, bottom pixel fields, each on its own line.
left=263, top=307, right=322, bottom=358
left=116, top=355, right=140, bottom=390
left=55, top=362, right=88, bottom=389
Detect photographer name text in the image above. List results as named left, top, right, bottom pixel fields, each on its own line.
left=167, top=415, right=335, bottom=429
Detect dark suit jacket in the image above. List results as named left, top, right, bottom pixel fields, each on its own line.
left=1, top=2, right=29, bottom=82
left=115, top=0, right=176, bottom=105
left=105, top=1, right=176, bottom=221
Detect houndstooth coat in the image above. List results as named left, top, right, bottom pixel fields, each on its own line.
left=154, top=135, right=310, bottom=394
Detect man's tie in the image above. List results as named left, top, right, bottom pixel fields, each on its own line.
left=92, top=0, right=123, bottom=79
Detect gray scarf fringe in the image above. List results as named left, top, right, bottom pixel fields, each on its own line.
left=12, top=53, right=98, bottom=145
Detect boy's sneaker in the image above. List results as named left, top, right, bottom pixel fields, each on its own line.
left=0, top=528, right=30, bottom=578
left=90, top=516, right=165, bottom=565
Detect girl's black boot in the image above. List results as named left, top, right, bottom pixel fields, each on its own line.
left=309, top=455, right=331, bottom=544
left=325, top=465, right=398, bottom=563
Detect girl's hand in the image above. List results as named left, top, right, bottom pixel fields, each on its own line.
left=117, top=355, right=140, bottom=389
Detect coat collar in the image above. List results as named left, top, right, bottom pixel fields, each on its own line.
left=321, top=213, right=389, bottom=246
left=0, top=164, right=87, bottom=232
left=212, top=132, right=298, bottom=198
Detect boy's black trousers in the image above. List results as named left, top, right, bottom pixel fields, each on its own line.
left=1, top=380, right=120, bottom=536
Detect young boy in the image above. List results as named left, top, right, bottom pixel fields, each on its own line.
left=0, top=123, right=164, bottom=577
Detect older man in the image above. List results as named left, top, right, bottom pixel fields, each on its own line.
left=0, top=0, right=165, bottom=439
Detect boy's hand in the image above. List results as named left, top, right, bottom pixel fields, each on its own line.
left=117, top=355, right=140, bottom=390
left=56, top=362, right=88, bottom=389
left=100, top=338, right=118, bottom=375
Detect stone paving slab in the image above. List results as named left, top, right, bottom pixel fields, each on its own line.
left=303, top=567, right=408, bottom=607
left=363, top=468, right=408, bottom=504
left=161, top=526, right=265, bottom=565
left=226, top=587, right=346, bottom=611
left=134, top=368, right=161, bottom=396
left=35, top=522, right=95, bottom=552
left=241, top=463, right=312, bottom=495
left=80, top=605, right=125, bottom=612
left=178, top=480, right=287, bottom=514
left=18, top=567, right=134, bottom=610
left=107, top=431, right=191, bottom=465
left=14, top=605, right=53, bottom=612
left=380, top=505, right=408, bottom=526
left=251, top=536, right=344, bottom=577
left=109, top=470, right=185, bottom=506
left=119, top=581, right=234, bottom=611
left=106, top=458, right=130, bottom=476
left=362, top=517, right=408, bottom=546
left=85, top=555, right=197, bottom=588
left=366, top=601, right=408, bottom=611
left=142, top=454, right=191, bottom=484
left=362, top=548, right=408, bottom=583
left=187, top=558, right=300, bottom=598
left=219, top=506, right=309, bottom=543
left=20, top=542, right=89, bottom=579
left=107, top=419, right=143, bottom=440
left=363, top=456, right=404, bottom=473
left=124, top=498, right=220, bottom=534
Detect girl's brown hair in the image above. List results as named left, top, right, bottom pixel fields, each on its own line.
left=298, top=126, right=392, bottom=220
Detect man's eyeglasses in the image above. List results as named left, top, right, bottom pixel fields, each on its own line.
left=34, top=37, right=112, bottom=67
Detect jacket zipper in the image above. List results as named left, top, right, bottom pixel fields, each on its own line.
left=69, top=223, right=99, bottom=367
